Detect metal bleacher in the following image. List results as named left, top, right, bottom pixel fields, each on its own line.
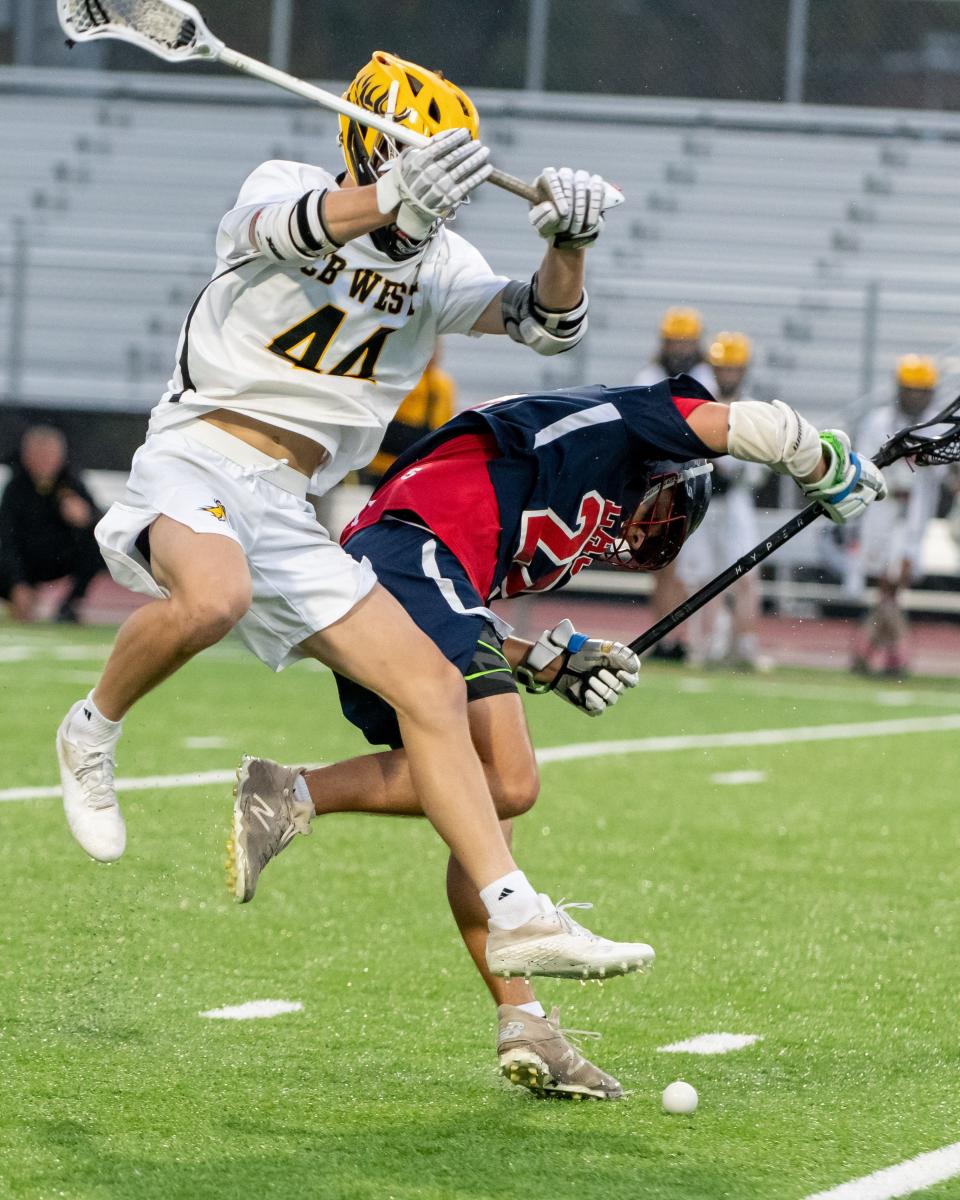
left=3, top=70, right=960, bottom=427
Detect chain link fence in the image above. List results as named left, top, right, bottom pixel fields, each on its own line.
left=7, top=0, right=960, bottom=111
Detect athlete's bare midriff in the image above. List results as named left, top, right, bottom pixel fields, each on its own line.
left=200, top=409, right=330, bottom=477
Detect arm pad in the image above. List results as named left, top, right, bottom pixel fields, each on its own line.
left=501, top=276, right=588, bottom=357
left=727, top=399, right=823, bottom=480
left=250, top=189, right=342, bottom=263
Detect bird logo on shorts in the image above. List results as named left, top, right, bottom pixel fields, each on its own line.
left=200, top=499, right=228, bottom=522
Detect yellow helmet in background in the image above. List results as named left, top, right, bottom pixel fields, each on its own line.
left=340, top=51, right=479, bottom=188
left=660, top=307, right=703, bottom=340
left=708, top=331, right=752, bottom=369
left=895, top=354, right=938, bottom=390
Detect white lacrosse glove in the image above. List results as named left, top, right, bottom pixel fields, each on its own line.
left=800, top=430, right=888, bottom=524
left=375, top=128, right=492, bottom=235
left=528, top=167, right=606, bottom=249
left=515, top=618, right=640, bottom=716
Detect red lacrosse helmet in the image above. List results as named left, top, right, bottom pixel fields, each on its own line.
left=606, top=460, right=713, bottom=571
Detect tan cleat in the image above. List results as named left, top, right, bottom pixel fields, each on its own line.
left=227, top=756, right=312, bottom=903
left=497, top=1005, right=624, bottom=1100
left=486, top=895, right=655, bottom=980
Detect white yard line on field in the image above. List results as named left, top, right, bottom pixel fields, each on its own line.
left=0, top=769, right=237, bottom=803
left=804, top=1141, right=960, bottom=1200
left=534, top=713, right=960, bottom=764
left=658, top=1033, right=761, bottom=1055
left=673, top=674, right=960, bottom=711
left=5, top=713, right=960, bottom=805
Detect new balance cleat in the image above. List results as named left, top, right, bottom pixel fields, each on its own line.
left=227, top=756, right=312, bottom=903
left=497, top=1004, right=624, bottom=1100
left=57, top=701, right=126, bottom=862
left=485, top=895, right=655, bottom=980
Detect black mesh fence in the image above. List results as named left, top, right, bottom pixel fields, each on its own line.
left=8, top=0, right=960, bottom=112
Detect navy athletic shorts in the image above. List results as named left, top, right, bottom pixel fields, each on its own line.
left=336, top=519, right=518, bottom=748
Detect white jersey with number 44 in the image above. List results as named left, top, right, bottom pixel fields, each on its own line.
left=148, top=160, right=509, bottom=494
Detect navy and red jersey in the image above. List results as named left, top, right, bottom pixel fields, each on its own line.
left=341, top=375, right=717, bottom=601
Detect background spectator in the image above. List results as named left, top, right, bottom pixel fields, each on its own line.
left=678, top=332, right=767, bottom=668
left=0, top=425, right=104, bottom=623
left=634, top=307, right=718, bottom=662
left=633, top=306, right=719, bottom=396
left=850, top=355, right=940, bottom=677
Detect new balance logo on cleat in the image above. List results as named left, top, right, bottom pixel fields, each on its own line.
left=497, top=887, right=514, bottom=900
left=497, top=1021, right=527, bottom=1045
left=249, top=792, right=275, bottom=832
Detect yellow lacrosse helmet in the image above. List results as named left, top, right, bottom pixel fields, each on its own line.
left=660, top=307, right=703, bottom=340
left=708, top=331, right=752, bottom=368
left=895, top=354, right=938, bottom=390
left=340, top=51, right=479, bottom=188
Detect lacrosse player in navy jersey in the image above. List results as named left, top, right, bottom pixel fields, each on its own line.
left=55, top=49, right=662, bottom=989
left=239, top=375, right=887, bottom=1099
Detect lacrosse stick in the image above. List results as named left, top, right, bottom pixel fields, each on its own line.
left=629, top=394, right=960, bottom=655
left=57, top=0, right=625, bottom=213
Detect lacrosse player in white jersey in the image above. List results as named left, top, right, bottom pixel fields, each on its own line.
left=55, top=51, right=656, bottom=984
left=851, top=355, right=940, bottom=677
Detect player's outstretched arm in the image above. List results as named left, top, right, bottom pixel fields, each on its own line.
left=686, top=400, right=887, bottom=525
left=505, top=620, right=640, bottom=717
left=471, top=167, right=610, bottom=352
left=223, top=133, right=492, bottom=265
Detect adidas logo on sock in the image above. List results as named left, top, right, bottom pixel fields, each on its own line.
left=497, top=887, right=514, bottom=901
left=83, top=708, right=92, bottom=720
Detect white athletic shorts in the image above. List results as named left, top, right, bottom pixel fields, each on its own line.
left=857, top=499, right=922, bottom=583
left=95, top=421, right=377, bottom=671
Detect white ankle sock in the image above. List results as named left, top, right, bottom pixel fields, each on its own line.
left=481, top=870, right=541, bottom=930
left=293, top=773, right=314, bottom=816
left=516, top=1000, right=546, bottom=1018
left=70, top=693, right=122, bottom=748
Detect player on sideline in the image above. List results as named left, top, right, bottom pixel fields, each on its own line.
left=678, top=331, right=767, bottom=668
left=55, top=51, right=654, bottom=985
left=236, top=374, right=887, bottom=1098
left=851, top=355, right=940, bottom=676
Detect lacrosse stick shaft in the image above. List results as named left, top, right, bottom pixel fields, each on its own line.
left=626, top=422, right=924, bottom=656
left=219, top=47, right=544, bottom=204
left=628, top=504, right=822, bottom=656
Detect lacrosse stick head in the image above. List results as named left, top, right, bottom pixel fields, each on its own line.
left=606, top=459, right=713, bottom=572
left=57, top=0, right=223, bottom=62
left=876, top=393, right=960, bottom=468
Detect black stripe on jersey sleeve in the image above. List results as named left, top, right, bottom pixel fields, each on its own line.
left=295, top=191, right=324, bottom=253
left=287, top=204, right=310, bottom=257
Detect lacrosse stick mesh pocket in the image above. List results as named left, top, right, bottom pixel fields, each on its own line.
left=61, top=0, right=198, bottom=54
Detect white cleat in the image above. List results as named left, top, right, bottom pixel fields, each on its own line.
left=56, top=701, right=126, bottom=862
left=485, top=895, right=655, bottom=981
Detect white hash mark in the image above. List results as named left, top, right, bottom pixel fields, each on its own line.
left=657, top=1033, right=761, bottom=1055
left=710, top=770, right=767, bottom=785
left=804, top=1139, right=960, bottom=1200
left=200, top=1000, right=303, bottom=1021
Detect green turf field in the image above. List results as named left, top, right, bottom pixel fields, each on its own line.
left=3, top=622, right=960, bottom=1200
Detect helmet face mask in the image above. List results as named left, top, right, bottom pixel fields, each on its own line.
left=340, top=51, right=479, bottom=261
left=895, top=355, right=937, bottom=420
left=708, top=331, right=752, bottom=400
left=606, top=460, right=713, bottom=572
left=660, top=338, right=702, bottom=376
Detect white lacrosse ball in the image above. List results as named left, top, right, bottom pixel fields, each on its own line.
left=662, top=1080, right=698, bottom=1114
